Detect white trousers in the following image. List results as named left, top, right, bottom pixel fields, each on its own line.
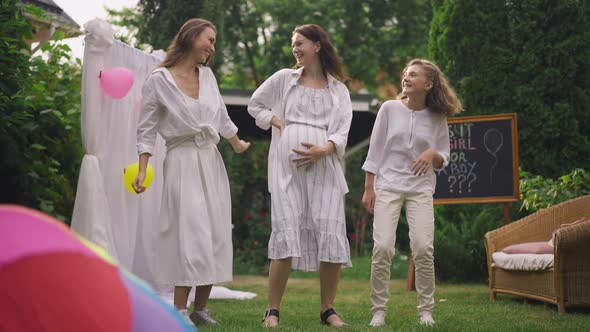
left=370, top=189, right=435, bottom=314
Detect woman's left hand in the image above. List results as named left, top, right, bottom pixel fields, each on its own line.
left=292, top=142, right=332, bottom=168
left=412, top=148, right=436, bottom=176
left=232, top=139, right=251, bottom=154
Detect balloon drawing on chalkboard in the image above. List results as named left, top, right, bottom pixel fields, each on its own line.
left=484, top=128, right=503, bottom=184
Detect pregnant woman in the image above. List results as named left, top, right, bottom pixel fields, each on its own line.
left=248, top=24, right=353, bottom=328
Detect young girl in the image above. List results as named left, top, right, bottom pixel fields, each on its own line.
left=248, top=24, right=352, bottom=328
left=362, top=59, right=462, bottom=327
left=133, top=18, right=250, bottom=327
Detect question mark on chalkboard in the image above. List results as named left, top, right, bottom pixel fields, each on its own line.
left=467, top=172, right=476, bottom=192
left=448, top=176, right=456, bottom=193
left=458, top=174, right=467, bottom=194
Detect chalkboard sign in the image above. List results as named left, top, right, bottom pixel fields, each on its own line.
left=434, top=113, right=519, bottom=204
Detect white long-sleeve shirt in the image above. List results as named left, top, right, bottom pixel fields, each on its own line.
left=247, top=67, right=353, bottom=193
left=362, top=100, right=450, bottom=194
left=137, top=66, right=238, bottom=155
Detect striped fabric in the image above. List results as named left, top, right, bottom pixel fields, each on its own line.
left=269, top=84, right=352, bottom=272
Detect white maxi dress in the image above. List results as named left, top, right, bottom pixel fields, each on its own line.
left=137, top=66, right=237, bottom=286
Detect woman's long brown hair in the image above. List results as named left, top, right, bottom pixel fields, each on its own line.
left=159, top=18, right=216, bottom=68
left=293, top=24, right=346, bottom=82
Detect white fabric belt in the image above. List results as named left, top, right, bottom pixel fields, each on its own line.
left=166, top=127, right=220, bottom=152
left=286, top=121, right=327, bottom=130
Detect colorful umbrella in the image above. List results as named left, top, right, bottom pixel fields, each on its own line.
left=0, top=205, right=196, bottom=332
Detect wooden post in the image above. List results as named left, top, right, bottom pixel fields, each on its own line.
left=406, top=255, right=416, bottom=291
left=503, top=203, right=511, bottom=225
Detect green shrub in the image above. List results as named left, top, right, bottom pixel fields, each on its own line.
left=1, top=0, right=33, bottom=205
left=218, top=139, right=272, bottom=274
left=344, top=147, right=373, bottom=257
left=520, top=168, right=590, bottom=213
left=434, top=204, right=503, bottom=283
left=232, top=203, right=272, bottom=275
left=23, top=40, right=82, bottom=222
left=0, top=2, right=83, bottom=223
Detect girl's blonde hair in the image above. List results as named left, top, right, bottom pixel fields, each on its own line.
left=160, top=18, right=216, bottom=68
left=398, top=59, right=463, bottom=116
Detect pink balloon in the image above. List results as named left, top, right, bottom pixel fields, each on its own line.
left=99, top=67, right=134, bottom=99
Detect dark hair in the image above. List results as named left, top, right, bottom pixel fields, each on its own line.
left=160, top=18, right=216, bottom=68
left=398, top=59, right=463, bottom=116
left=293, top=24, right=345, bottom=82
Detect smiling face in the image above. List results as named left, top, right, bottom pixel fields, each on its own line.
left=192, top=27, right=216, bottom=64
left=291, top=32, right=320, bottom=67
left=402, top=64, right=433, bottom=96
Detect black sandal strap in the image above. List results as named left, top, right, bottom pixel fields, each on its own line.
left=262, top=309, right=280, bottom=322
left=320, top=308, right=337, bottom=324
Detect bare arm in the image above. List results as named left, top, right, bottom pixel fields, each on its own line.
left=133, top=153, right=151, bottom=193
left=227, top=135, right=251, bottom=154
left=362, top=172, right=376, bottom=214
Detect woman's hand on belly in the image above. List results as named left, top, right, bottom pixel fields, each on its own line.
left=292, top=141, right=335, bottom=168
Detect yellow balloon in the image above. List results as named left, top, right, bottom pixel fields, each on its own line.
left=123, top=162, right=155, bottom=194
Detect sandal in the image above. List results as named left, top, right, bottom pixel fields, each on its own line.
left=262, top=308, right=280, bottom=327
left=320, top=308, right=348, bottom=327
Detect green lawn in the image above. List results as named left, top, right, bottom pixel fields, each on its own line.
left=199, top=256, right=590, bottom=331
left=289, top=252, right=410, bottom=280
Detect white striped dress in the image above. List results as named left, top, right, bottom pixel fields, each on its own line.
left=270, top=84, right=352, bottom=271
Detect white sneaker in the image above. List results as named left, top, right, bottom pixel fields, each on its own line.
left=419, top=311, right=435, bottom=326
left=190, top=308, right=218, bottom=325
left=178, top=309, right=196, bottom=327
left=369, top=310, right=386, bottom=327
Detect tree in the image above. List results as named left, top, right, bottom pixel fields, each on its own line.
left=105, top=6, right=149, bottom=50
left=430, top=0, right=590, bottom=176
left=223, top=0, right=433, bottom=92
left=133, top=0, right=226, bottom=73
left=23, top=37, right=83, bottom=222
left=109, top=0, right=433, bottom=95
left=0, top=0, right=34, bottom=206
left=1, top=1, right=83, bottom=222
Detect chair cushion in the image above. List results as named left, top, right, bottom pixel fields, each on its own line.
left=492, top=252, right=554, bottom=271
left=502, top=242, right=553, bottom=254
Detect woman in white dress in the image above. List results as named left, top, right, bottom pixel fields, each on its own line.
left=248, top=24, right=353, bottom=328
left=133, top=18, right=250, bottom=326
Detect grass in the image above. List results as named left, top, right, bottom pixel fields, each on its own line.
left=289, top=253, right=410, bottom=280
left=234, top=253, right=410, bottom=280
left=196, top=255, right=590, bottom=331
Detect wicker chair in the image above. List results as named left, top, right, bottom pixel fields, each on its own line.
left=484, top=195, right=590, bottom=314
